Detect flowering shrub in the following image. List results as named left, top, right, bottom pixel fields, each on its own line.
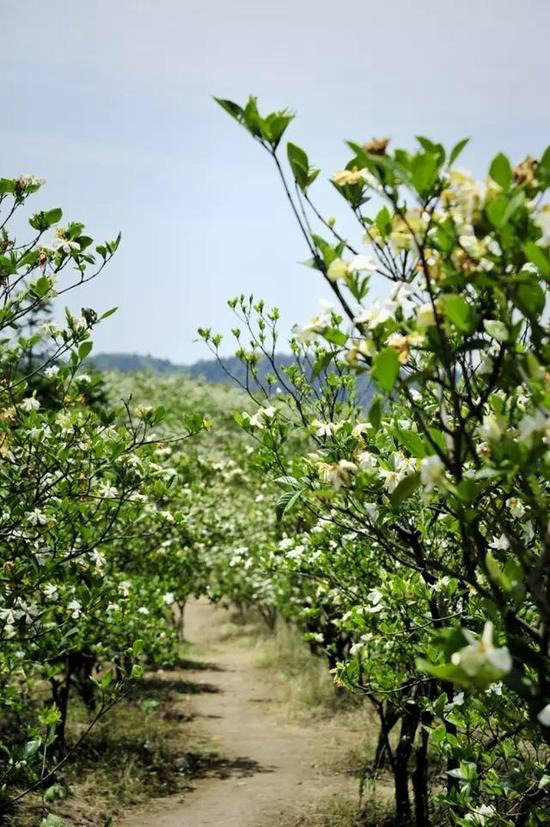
left=0, top=177, right=205, bottom=810
left=206, top=97, right=550, bottom=825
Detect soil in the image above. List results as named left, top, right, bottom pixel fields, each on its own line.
left=119, top=599, right=360, bottom=827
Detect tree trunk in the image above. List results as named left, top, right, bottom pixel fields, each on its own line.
left=50, top=657, right=73, bottom=756
left=412, top=726, right=430, bottom=827
left=393, top=704, right=420, bottom=826
left=176, top=600, right=186, bottom=640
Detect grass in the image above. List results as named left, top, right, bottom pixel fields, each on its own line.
left=280, top=794, right=395, bottom=827
left=254, top=617, right=343, bottom=714
left=8, top=670, right=204, bottom=826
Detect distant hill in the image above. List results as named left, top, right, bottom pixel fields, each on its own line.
left=91, top=352, right=374, bottom=404
left=90, top=352, right=295, bottom=385
left=91, top=352, right=189, bottom=375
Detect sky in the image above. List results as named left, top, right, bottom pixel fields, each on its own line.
left=3, top=0, right=550, bottom=364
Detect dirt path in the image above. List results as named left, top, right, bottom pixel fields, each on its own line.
left=120, top=599, right=357, bottom=827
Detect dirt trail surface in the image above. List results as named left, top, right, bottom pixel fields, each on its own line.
left=120, top=599, right=357, bottom=826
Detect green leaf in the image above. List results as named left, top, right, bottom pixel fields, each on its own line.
left=448, top=138, right=469, bottom=166
left=322, top=327, right=347, bottom=347
left=410, top=153, right=439, bottom=195
left=516, top=281, right=546, bottom=318
left=428, top=427, right=446, bottom=454
left=371, top=347, right=400, bottom=392
left=524, top=242, right=550, bottom=278
left=24, top=738, right=42, bottom=758
left=483, top=319, right=508, bottom=342
left=132, top=639, right=145, bottom=655
left=375, top=206, right=392, bottom=239
left=311, top=351, right=333, bottom=379
left=390, top=471, right=421, bottom=509
left=264, top=112, right=293, bottom=148
left=29, top=207, right=63, bottom=231
left=368, top=396, right=383, bottom=432
left=442, top=294, right=476, bottom=333
left=0, top=178, right=15, bottom=195
left=45, top=207, right=63, bottom=225
left=100, top=306, right=118, bottom=320
left=287, top=142, right=313, bottom=191
left=78, top=341, right=93, bottom=360
left=275, top=489, right=301, bottom=519
left=486, top=195, right=507, bottom=228
left=34, top=276, right=52, bottom=299
left=489, top=153, right=513, bottom=190
left=214, top=97, right=244, bottom=123
left=502, top=190, right=525, bottom=224
left=538, top=145, right=550, bottom=177
left=395, top=428, right=427, bottom=458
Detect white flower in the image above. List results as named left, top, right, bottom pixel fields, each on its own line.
left=313, top=420, right=338, bottom=438
left=357, top=451, right=377, bottom=471
left=354, top=301, right=393, bottom=329
left=248, top=406, right=277, bottom=429
left=163, top=592, right=175, bottom=605
left=522, top=521, right=534, bottom=542
left=480, top=414, right=503, bottom=442
left=90, top=550, right=106, bottom=570
left=327, top=258, right=349, bottom=281
left=364, top=502, right=379, bottom=521
left=49, top=237, right=80, bottom=255
left=293, top=302, right=334, bottom=342
left=420, top=455, right=444, bottom=491
left=27, top=508, right=47, bottom=526
left=43, top=583, right=58, bottom=600
left=365, top=589, right=384, bottom=613
left=98, top=482, right=118, bottom=499
left=349, top=254, right=377, bottom=273
left=388, top=283, right=415, bottom=318
left=489, top=534, right=510, bottom=551
left=317, top=460, right=357, bottom=489
left=393, top=451, right=417, bottom=479
left=137, top=606, right=149, bottom=616
left=451, top=621, right=512, bottom=682
left=537, top=704, right=550, bottom=727
left=44, top=366, right=59, bottom=378
left=67, top=599, right=82, bottom=619
left=21, top=396, right=40, bottom=412
left=119, top=580, right=132, bottom=597
left=379, top=468, right=400, bottom=493
left=533, top=204, right=550, bottom=245
left=444, top=691, right=465, bottom=712
left=415, top=302, right=436, bottom=328
left=351, top=422, right=372, bottom=438
left=506, top=497, right=525, bottom=519
left=518, top=410, right=550, bottom=445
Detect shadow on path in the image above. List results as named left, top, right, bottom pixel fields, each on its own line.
left=132, top=675, right=221, bottom=697
left=174, top=750, right=274, bottom=779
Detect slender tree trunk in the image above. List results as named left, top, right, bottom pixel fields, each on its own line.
left=412, top=726, right=430, bottom=827
left=373, top=704, right=400, bottom=771
left=393, top=704, right=421, bottom=826
left=176, top=600, right=186, bottom=640
left=50, top=657, right=73, bottom=755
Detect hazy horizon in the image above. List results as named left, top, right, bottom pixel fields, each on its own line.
left=4, top=0, right=549, bottom=362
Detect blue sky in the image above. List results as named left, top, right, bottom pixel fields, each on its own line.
left=3, top=0, right=549, bottom=363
